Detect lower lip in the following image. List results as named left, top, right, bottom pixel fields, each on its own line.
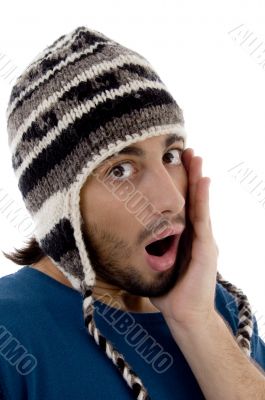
left=144, top=235, right=180, bottom=272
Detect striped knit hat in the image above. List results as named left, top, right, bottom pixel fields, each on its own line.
left=6, top=25, right=254, bottom=399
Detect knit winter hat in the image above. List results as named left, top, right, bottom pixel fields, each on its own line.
left=6, top=25, right=254, bottom=399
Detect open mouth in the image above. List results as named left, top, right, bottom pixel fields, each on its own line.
left=145, top=235, right=176, bottom=257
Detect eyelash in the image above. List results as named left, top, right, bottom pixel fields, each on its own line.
left=106, top=148, right=183, bottom=181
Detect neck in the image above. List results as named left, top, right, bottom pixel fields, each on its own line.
left=30, top=258, right=160, bottom=314
left=92, top=278, right=160, bottom=313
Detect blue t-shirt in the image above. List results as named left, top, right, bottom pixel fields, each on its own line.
left=0, top=266, right=264, bottom=400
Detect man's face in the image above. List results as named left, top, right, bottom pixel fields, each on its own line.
left=79, top=133, right=188, bottom=297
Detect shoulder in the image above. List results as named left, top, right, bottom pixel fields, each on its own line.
left=0, top=268, right=27, bottom=301
left=0, top=268, right=33, bottom=331
left=0, top=270, right=32, bottom=399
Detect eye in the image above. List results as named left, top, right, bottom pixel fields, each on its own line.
left=163, top=148, right=183, bottom=165
left=107, top=162, right=134, bottom=181
left=106, top=148, right=183, bottom=181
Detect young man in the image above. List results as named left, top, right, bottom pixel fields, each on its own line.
left=1, top=25, right=265, bottom=399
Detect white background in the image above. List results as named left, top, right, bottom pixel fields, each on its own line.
left=0, top=0, right=265, bottom=338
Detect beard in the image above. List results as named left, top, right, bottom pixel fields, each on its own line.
left=81, top=214, right=192, bottom=298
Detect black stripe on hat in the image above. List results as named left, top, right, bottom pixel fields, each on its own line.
left=40, top=217, right=77, bottom=262
left=8, top=40, right=109, bottom=117
left=12, top=63, right=161, bottom=169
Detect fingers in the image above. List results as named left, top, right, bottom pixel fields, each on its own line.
left=194, top=177, right=211, bottom=231
left=182, top=148, right=194, bottom=172
left=189, top=156, right=203, bottom=223
left=184, top=150, right=212, bottom=239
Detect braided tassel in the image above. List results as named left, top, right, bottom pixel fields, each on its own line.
left=82, top=288, right=151, bottom=400
left=217, top=271, right=253, bottom=357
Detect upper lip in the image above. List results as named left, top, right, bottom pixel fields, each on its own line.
left=144, top=224, right=185, bottom=247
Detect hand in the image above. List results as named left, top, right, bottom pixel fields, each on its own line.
left=149, top=148, right=219, bottom=328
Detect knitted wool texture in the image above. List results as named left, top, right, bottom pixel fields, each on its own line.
left=6, top=26, right=254, bottom=400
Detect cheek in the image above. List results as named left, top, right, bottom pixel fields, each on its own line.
left=101, top=177, right=138, bottom=210
left=80, top=180, right=133, bottom=228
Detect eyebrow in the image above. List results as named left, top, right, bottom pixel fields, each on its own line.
left=104, top=133, right=184, bottom=163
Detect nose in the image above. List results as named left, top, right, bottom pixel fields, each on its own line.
left=143, top=163, right=186, bottom=217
